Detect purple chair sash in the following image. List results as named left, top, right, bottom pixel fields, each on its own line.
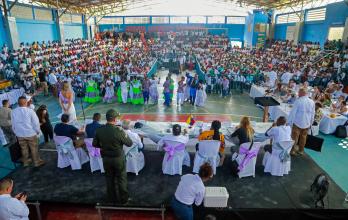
left=163, top=142, right=185, bottom=161
left=238, top=145, right=259, bottom=171
left=85, top=139, right=101, bottom=157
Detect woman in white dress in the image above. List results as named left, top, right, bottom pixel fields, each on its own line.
left=149, top=76, right=159, bottom=104
left=120, top=78, right=128, bottom=104
left=59, top=82, right=77, bottom=123
left=103, top=77, right=115, bottom=103
left=195, top=82, right=207, bottom=107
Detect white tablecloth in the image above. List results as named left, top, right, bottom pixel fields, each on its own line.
left=249, top=85, right=347, bottom=135
left=249, top=85, right=267, bottom=98
left=319, top=109, right=347, bottom=134
left=136, top=121, right=272, bottom=151
left=269, top=103, right=292, bottom=121
left=0, top=88, right=25, bottom=107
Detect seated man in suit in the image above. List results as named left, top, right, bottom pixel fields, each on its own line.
left=85, top=113, right=102, bottom=138
left=54, top=114, right=85, bottom=147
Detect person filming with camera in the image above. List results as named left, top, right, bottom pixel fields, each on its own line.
left=0, top=178, right=29, bottom=220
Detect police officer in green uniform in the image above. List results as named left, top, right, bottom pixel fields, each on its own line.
left=93, top=109, right=133, bottom=204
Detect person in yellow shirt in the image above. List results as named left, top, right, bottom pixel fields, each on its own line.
left=198, top=120, right=225, bottom=166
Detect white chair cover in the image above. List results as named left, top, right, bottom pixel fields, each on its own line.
left=53, top=136, right=89, bottom=170
left=234, top=142, right=261, bottom=178
left=262, top=140, right=294, bottom=176
left=193, top=140, right=220, bottom=175
left=84, top=138, right=104, bottom=173
left=161, top=140, right=190, bottom=175
left=123, top=145, right=145, bottom=175
left=308, top=125, right=319, bottom=136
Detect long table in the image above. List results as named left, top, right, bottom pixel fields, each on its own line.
left=0, top=88, right=25, bottom=107
left=133, top=121, right=272, bottom=151
left=249, top=85, right=347, bottom=134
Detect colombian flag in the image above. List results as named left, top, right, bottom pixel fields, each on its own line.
left=186, top=115, right=195, bottom=126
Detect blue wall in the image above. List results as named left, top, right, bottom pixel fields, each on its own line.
left=64, top=24, right=85, bottom=40
left=252, top=10, right=268, bottom=46
left=274, top=23, right=295, bottom=40
left=274, top=1, right=348, bottom=45
left=16, top=19, right=58, bottom=43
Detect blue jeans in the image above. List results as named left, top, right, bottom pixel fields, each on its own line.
left=171, top=197, right=193, bottom=220
left=189, top=88, right=196, bottom=104
left=143, top=91, right=149, bottom=103
left=164, top=92, right=171, bottom=106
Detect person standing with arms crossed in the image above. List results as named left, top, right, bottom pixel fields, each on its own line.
left=287, top=88, right=315, bottom=156
left=93, top=109, right=133, bottom=204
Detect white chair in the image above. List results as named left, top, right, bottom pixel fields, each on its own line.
left=123, top=145, right=145, bottom=175
left=193, top=140, right=220, bottom=175
left=232, top=142, right=261, bottom=178
left=262, top=140, right=294, bottom=176
left=161, top=140, right=190, bottom=175
left=53, top=136, right=89, bottom=170
left=308, top=125, right=319, bottom=136
left=84, top=138, right=104, bottom=173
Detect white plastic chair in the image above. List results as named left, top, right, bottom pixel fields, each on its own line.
left=262, top=140, right=294, bottom=176
left=123, top=145, right=145, bottom=175
left=84, top=138, right=104, bottom=173
left=53, top=136, right=89, bottom=170
left=233, top=142, right=261, bottom=178
left=161, top=140, right=190, bottom=175
left=193, top=140, right=220, bottom=175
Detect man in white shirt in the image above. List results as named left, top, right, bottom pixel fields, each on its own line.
left=48, top=71, right=58, bottom=97
left=280, top=71, right=293, bottom=85
left=171, top=163, right=213, bottom=220
left=0, top=178, right=29, bottom=220
left=287, top=88, right=315, bottom=155
left=122, top=120, right=143, bottom=151
left=11, top=96, right=45, bottom=167
left=267, top=68, right=278, bottom=88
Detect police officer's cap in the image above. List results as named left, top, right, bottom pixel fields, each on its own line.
left=106, top=109, right=120, bottom=121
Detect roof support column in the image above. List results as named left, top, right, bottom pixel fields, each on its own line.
left=54, top=9, right=65, bottom=44
left=1, top=0, right=19, bottom=50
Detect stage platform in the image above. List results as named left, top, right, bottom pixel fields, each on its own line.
left=8, top=148, right=348, bottom=214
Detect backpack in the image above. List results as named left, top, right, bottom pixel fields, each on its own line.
left=334, top=123, right=347, bottom=138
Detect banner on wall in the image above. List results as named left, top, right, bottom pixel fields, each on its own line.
left=256, top=33, right=266, bottom=48
left=286, top=26, right=296, bottom=41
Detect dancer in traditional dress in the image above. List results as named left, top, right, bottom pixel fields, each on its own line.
left=189, top=74, right=199, bottom=105
left=131, top=77, right=144, bottom=105
left=103, top=76, right=115, bottom=103
left=169, top=75, right=175, bottom=102
left=84, top=77, right=100, bottom=103
left=118, top=77, right=129, bottom=104
left=177, top=76, right=185, bottom=106
left=195, top=82, right=207, bottom=107
left=142, top=76, right=151, bottom=104
left=184, top=73, right=191, bottom=102
left=163, top=76, right=171, bottom=107
left=149, top=76, right=159, bottom=104
left=59, top=82, right=77, bottom=123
